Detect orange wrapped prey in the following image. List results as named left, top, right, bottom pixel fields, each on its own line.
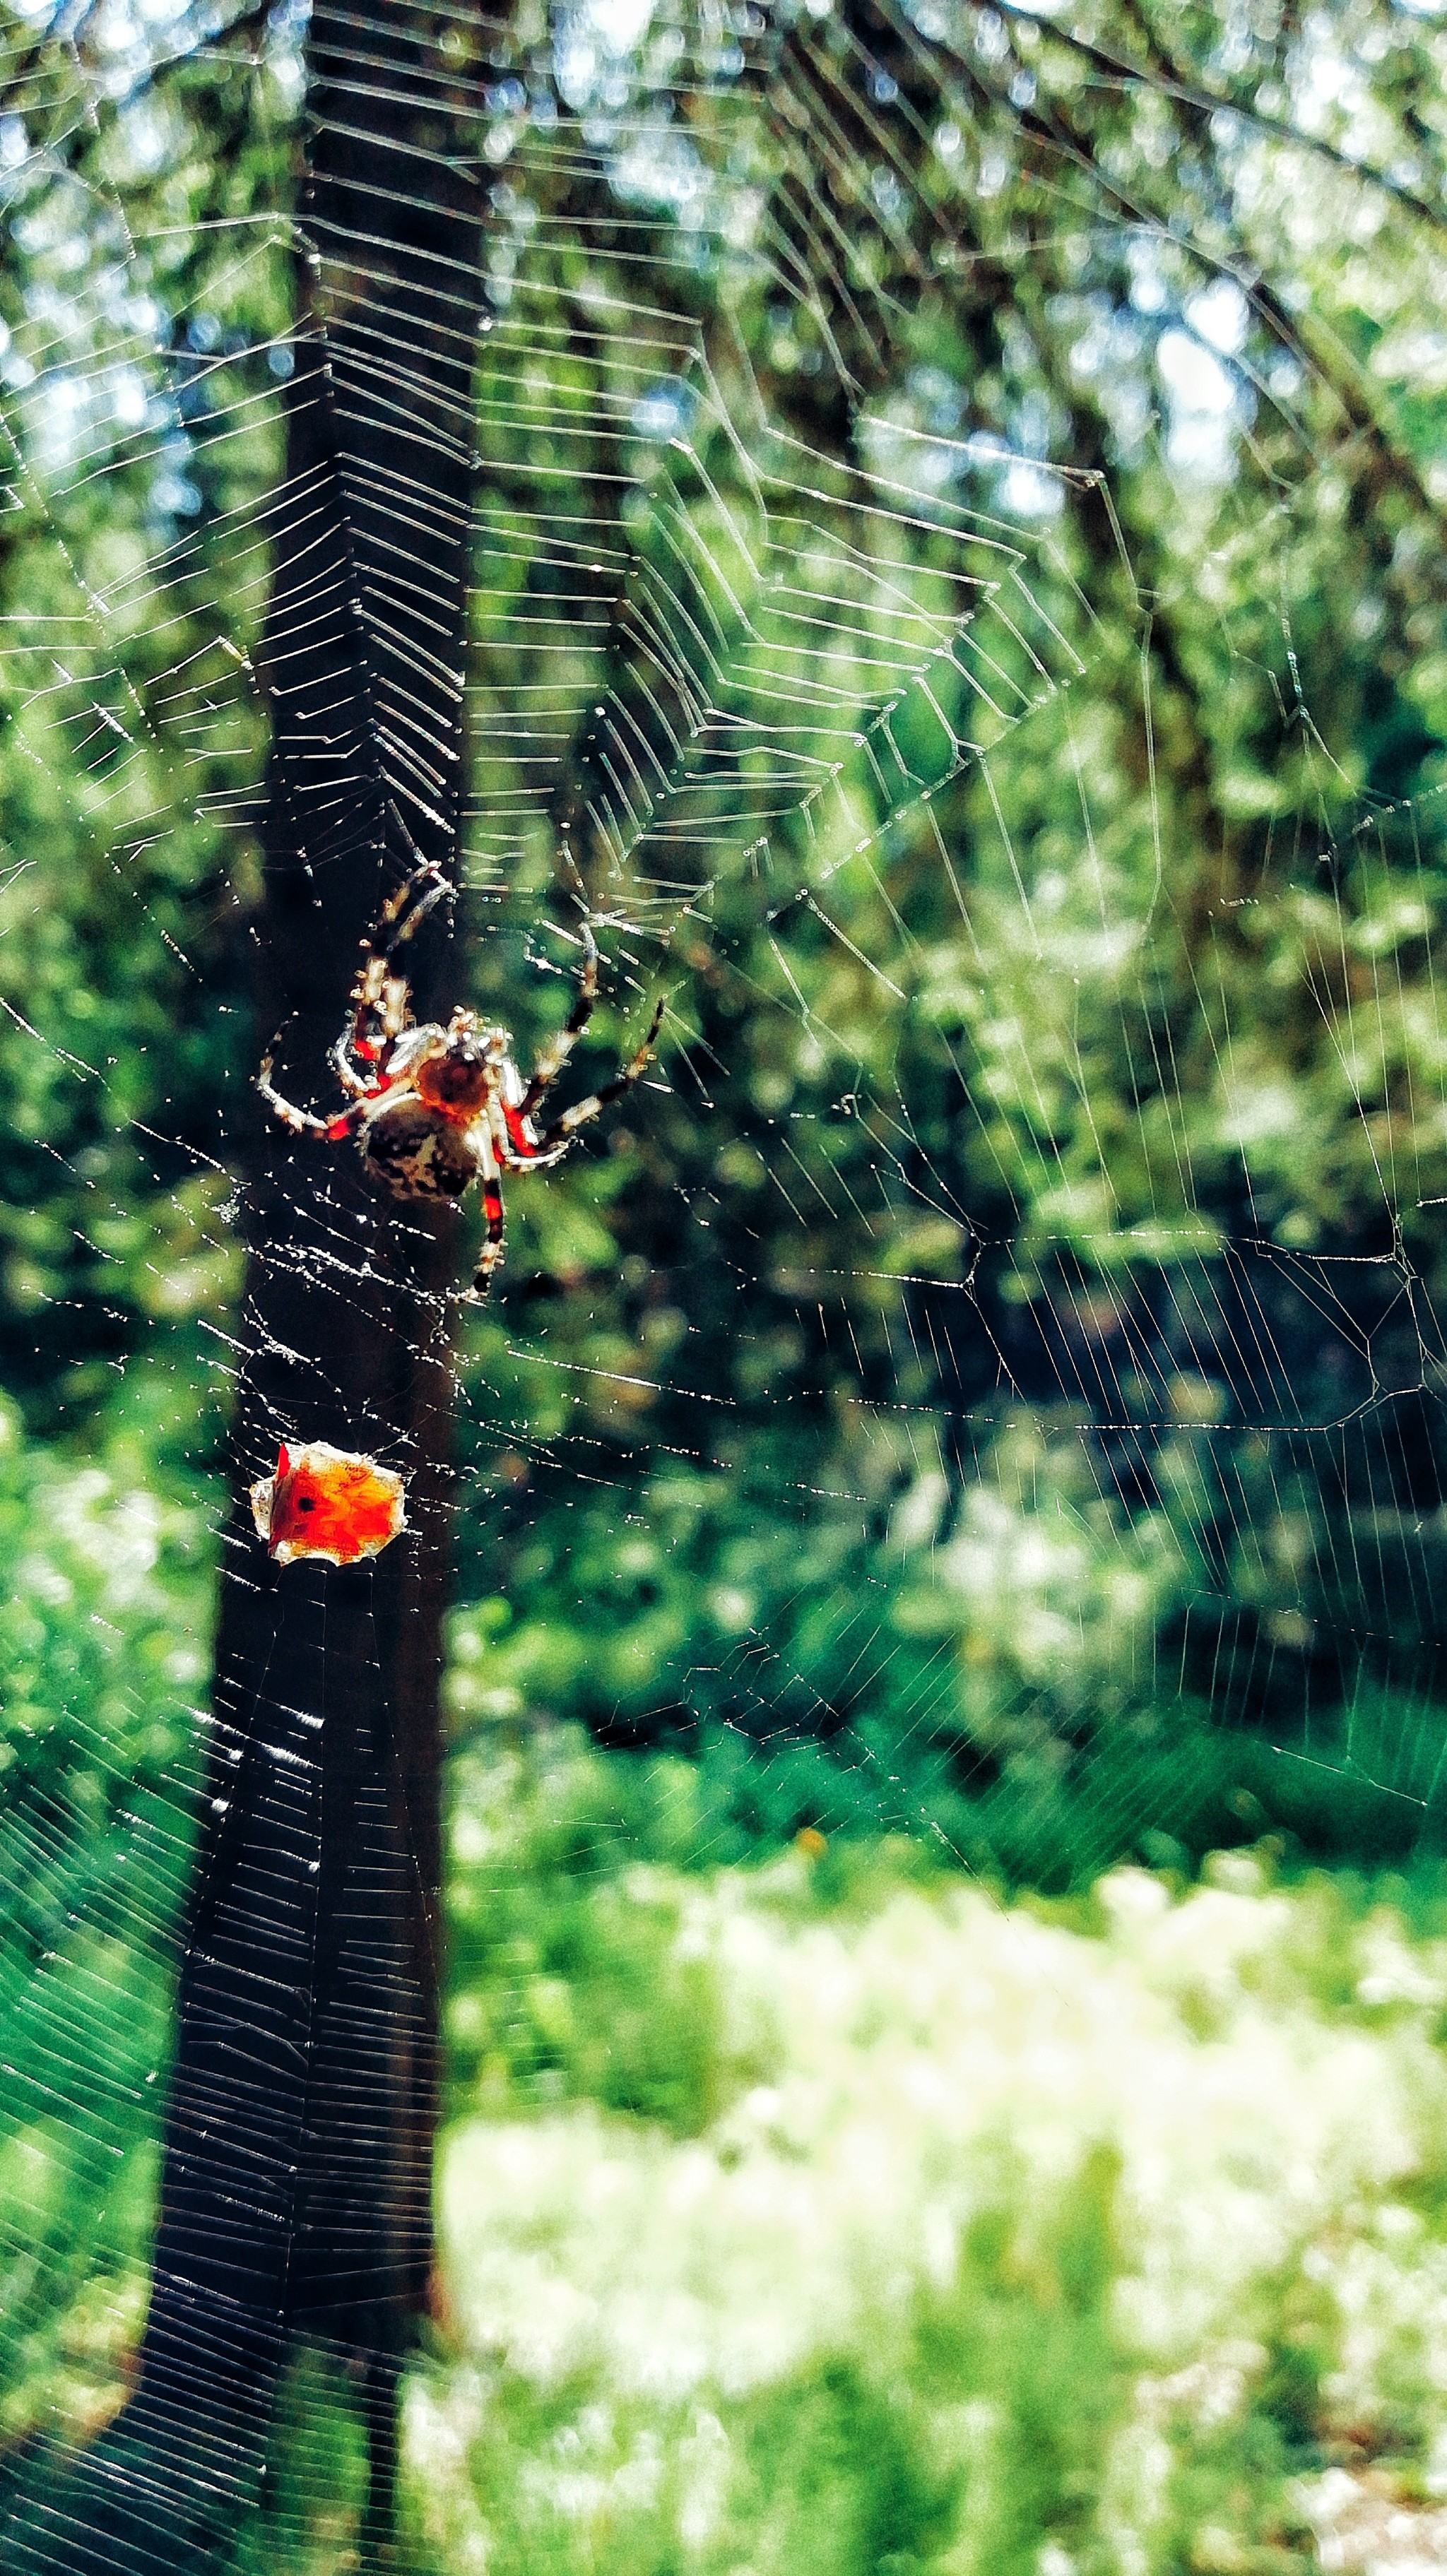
left=249, top=1440, right=407, bottom=1567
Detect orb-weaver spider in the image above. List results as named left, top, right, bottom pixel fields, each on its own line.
left=257, top=861, right=665, bottom=1293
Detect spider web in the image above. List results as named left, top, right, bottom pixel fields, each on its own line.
left=2, top=0, right=1447, bottom=2553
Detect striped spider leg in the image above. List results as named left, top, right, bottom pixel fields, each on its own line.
left=468, top=933, right=666, bottom=1291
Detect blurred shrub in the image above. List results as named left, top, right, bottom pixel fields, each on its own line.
left=0, top=1399, right=206, bottom=2479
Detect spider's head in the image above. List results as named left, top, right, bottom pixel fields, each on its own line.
left=415, top=1019, right=510, bottom=1121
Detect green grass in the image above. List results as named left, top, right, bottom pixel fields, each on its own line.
left=382, top=1731, right=1447, bottom=2576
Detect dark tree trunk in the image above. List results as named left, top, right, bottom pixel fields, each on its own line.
left=6, top=4, right=497, bottom=2566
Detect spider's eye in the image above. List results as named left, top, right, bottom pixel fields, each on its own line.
left=297, top=1496, right=317, bottom=1512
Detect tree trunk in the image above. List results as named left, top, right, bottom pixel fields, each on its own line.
left=6, top=3, right=495, bottom=2565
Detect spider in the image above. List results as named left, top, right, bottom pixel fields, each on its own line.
left=257, top=861, right=665, bottom=1293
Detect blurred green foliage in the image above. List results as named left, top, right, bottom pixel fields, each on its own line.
left=0, top=1398, right=206, bottom=2488
left=438, top=0, right=1447, bottom=1876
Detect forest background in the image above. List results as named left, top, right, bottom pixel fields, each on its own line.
left=7, top=0, right=1447, bottom=2565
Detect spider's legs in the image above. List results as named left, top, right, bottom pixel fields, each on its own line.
left=373, top=855, right=456, bottom=963
left=471, top=1177, right=507, bottom=1295
left=465, top=1123, right=508, bottom=1295
left=331, top=1030, right=377, bottom=1098
left=527, top=993, right=666, bottom=1155
left=343, top=858, right=457, bottom=1087
left=518, top=920, right=599, bottom=1119
left=258, top=1050, right=367, bottom=1142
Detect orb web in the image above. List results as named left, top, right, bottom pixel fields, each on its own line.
left=1, top=0, right=1445, bottom=2553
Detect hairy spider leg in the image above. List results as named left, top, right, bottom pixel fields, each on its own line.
left=375, top=855, right=455, bottom=958
left=483, top=1084, right=553, bottom=1176
left=259, top=860, right=461, bottom=1144
left=341, top=857, right=456, bottom=1086
left=526, top=994, right=666, bottom=1156
left=466, top=1113, right=509, bottom=1295
left=332, top=1013, right=395, bottom=1098
left=516, top=919, right=600, bottom=1119
left=468, top=985, right=660, bottom=1293
left=476, top=1180, right=507, bottom=1290
left=341, top=945, right=415, bottom=1088
left=257, top=1050, right=370, bottom=1143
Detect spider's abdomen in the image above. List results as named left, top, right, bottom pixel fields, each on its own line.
left=360, top=1095, right=482, bottom=1202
